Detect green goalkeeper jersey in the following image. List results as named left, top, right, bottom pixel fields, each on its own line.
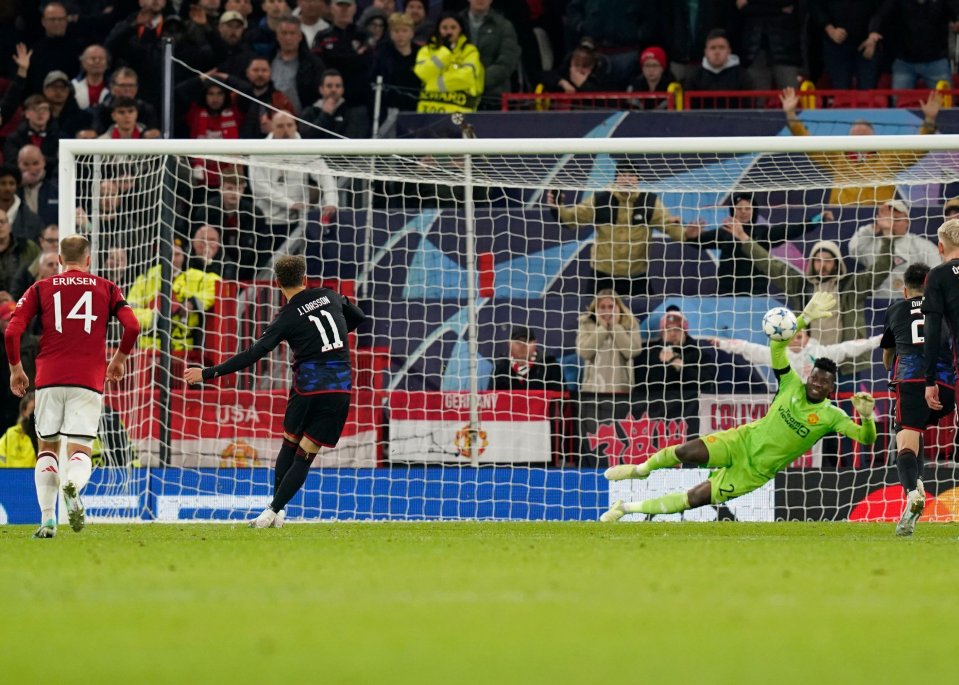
left=734, top=319, right=876, bottom=478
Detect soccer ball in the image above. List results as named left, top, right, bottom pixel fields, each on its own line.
left=761, top=307, right=798, bottom=341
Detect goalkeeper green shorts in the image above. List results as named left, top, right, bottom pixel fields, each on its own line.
left=701, top=428, right=773, bottom=505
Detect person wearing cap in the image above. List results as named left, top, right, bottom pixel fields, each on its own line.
left=693, top=192, right=829, bottom=296
left=541, top=42, right=607, bottom=94
left=488, top=326, right=563, bottom=392
left=212, top=10, right=255, bottom=77
left=576, top=289, right=642, bottom=394
left=626, top=46, right=677, bottom=109
left=633, top=307, right=716, bottom=437
left=780, top=86, right=942, bottom=206
left=42, top=70, right=94, bottom=138
left=546, top=158, right=697, bottom=296
left=732, top=228, right=894, bottom=372
left=848, top=199, right=939, bottom=301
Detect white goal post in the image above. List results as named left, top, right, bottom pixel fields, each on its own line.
left=57, top=133, right=959, bottom=523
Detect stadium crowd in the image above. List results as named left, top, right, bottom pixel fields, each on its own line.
left=2, top=1, right=959, bottom=469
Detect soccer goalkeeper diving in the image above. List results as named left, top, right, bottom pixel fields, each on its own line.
left=601, top=292, right=877, bottom=521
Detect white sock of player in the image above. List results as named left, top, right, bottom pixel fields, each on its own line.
left=65, top=452, right=93, bottom=492
left=34, top=452, right=60, bottom=521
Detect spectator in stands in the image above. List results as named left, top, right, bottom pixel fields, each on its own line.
left=189, top=171, right=261, bottom=279
left=176, top=75, right=244, bottom=188
left=576, top=289, right=642, bottom=394
left=301, top=69, right=361, bottom=138
left=627, top=46, right=677, bottom=109
left=564, top=0, right=657, bottom=88
left=461, top=0, right=520, bottom=108
left=214, top=10, right=255, bottom=77
left=0, top=43, right=30, bottom=130
left=709, top=329, right=882, bottom=383
left=73, top=45, right=111, bottom=111
left=296, top=0, right=331, bottom=47
left=781, top=87, right=941, bottom=205
left=359, top=0, right=396, bottom=26
left=237, top=56, right=296, bottom=138
left=11, top=226, right=58, bottom=300
left=405, top=0, right=434, bottom=44
left=27, top=2, right=83, bottom=94
left=248, top=0, right=289, bottom=57
left=98, top=96, right=162, bottom=139
left=541, top=41, right=606, bottom=94
left=546, top=159, right=696, bottom=296
left=105, top=0, right=173, bottom=109
left=0, top=207, right=40, bottom=298
left=4, top=95, right=60, bottom=170
left=188, top=224, right=239, bottom=280
left=92, top=68, right=161, bottom=134
left=17, top=146, right=58, bottom=227
left=944, top=197, right=959, bottom=220
left=0, top=166, right=43, bottom=243
left=224, top=0, right=256, bottom=24
left=250, top=112, right=338, bottom=258
left=313, top=0, right=374, bottom=130
left=0, top=392, right=37, bottom=469
left=809, top=0, right=881, bottom=90
left=848, top=199, right=939, bottom=301
left=42, top=70, right=94, bottom=138
left=361, top=9, right=389, bottom=50
left=658, top=1, right=735, bottom=82
left=633, top=307, right=716, bottom=438
left=414, top=13, right=484, bottom=113
left=271, top=15, right=325, bottom=114
left=736, top=0, right=802, bottom=90
left=693, top=192, right=829, bottom=296
left=683, top=29, right=754, bottom=107
left=128, top=238, right=221, bottom=361
left=370, top=12, right=421, bottom=122
left=100, top=246, right=131, bottom=292
left=11, top=249, right=58, bottom=301
left=736, top=234, right=893, bottom=370
left=867, top=0, right=959, bottom=90
left=488, top=325, right=564, bottom=392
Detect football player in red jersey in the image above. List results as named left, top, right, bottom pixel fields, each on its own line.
left=4, top=235, right=140, bottom=538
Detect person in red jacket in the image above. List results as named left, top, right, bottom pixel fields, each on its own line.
left=177, top=76, right=244, bottom=189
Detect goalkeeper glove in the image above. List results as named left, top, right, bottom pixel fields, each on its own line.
left=801, top=292, right=837, bottom=324
left=851, top=392, right=875, bottom=419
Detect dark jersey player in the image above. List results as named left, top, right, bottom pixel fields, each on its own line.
left=185, top=255, right=365, bottom=528
left=4, top=235, right=141, bottom=538
left=881, top=262, right=955, bottom=536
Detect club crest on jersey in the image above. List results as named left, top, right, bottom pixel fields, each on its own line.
left=807, top=414, right=820, bottom=425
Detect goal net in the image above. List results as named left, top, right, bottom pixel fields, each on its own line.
left=59, top=133, right=959, bottom=523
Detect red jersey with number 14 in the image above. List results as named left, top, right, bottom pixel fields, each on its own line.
left=6, top=272, right=131, bottom=392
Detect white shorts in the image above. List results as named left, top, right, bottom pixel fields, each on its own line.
left=34, top=387, right=103, bottom=441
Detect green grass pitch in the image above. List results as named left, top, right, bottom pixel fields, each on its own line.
left=2, top=521, right=955, bottom=684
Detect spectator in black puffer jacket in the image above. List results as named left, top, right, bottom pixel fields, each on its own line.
left=867, top=0, right=959, bottom=90
left=683, top=29, right=754, bottom=109
left=808, top=0, right=883, bottom=90
left=735, top=0, right=802, bottom=90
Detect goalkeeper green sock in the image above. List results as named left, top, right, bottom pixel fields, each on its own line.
left=624, top=492, right=690, bottom=515
left=636, top=445, right=680, bottom=477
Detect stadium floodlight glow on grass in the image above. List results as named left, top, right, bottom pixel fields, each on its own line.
left=56, top=135, right=959, bottom=523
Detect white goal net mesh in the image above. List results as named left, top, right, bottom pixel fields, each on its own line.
left=63, top=134, right=959, bottom=522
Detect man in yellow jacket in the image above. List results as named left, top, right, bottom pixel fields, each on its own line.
left=414, top=15, right=484, bottom=113
left=781, top=87, right=941, bottom=206
left=0, top=394, right=36, bottom=468
left=127, top=240, right=220, bottom=355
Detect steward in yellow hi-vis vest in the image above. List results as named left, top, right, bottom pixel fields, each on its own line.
left=414, top=17, right=484, bottom=114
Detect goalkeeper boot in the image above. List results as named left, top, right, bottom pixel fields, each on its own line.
left=603, top=464, right=648, bottom=481
left=249, top=508, right=276, bottom=529
left=61, top=481, right=85, bottom=532
left=32, top=519, right=57, bottom=539
left=272, top=509, right=286, bottom=528
left=600, top=500, right=627, bottom=523
left=895, top=481, right=926, bottom=537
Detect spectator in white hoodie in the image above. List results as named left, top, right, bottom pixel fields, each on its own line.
left=249, top=112, right=338, bottom=259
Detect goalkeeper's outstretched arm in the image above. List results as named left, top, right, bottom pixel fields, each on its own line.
left=769, top=291, right=836, bottom=374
